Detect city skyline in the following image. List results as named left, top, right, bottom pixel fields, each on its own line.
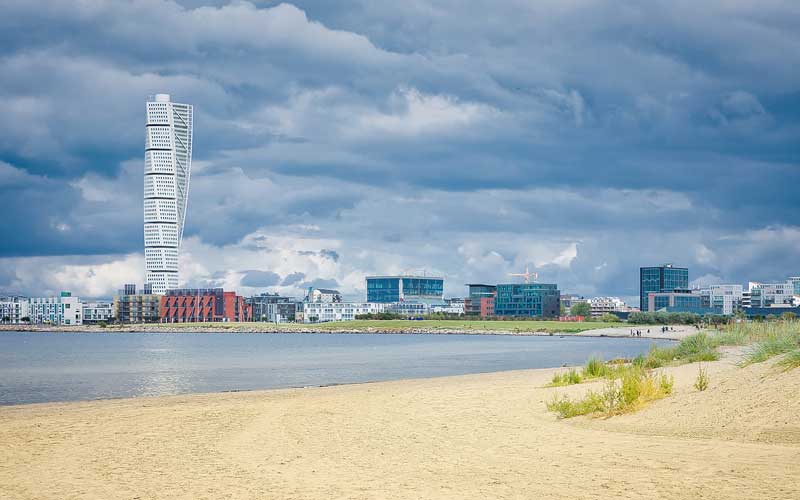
left=1, top=1, right=799, bottom=303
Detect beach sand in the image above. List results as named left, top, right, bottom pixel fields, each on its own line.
left=1, top=350, right=798, bottom=499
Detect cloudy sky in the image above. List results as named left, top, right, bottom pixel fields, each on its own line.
left=1, top=0, right=799, bottom=304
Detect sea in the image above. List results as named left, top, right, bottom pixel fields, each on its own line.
left=0, top=331, right=671, bottom=405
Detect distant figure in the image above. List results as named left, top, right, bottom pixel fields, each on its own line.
left=647, top=329, right=650, bottom=335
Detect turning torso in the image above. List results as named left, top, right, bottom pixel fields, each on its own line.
left=144, top=94, right=193, bottom=295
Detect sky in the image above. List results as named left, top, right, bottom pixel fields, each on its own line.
left=1, top=0, right=799, bottom=305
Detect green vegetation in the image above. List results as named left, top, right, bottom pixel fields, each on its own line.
left=570, top=302, right=591, bottom=317
left=547, top=368, right=674, bottom=418
left=776, top=350, right=800, bottom=371
left=694, top=365, right=709, bottom=391
left=548, top=356, right=645, bottom=387
left=550, top=369, right=583, bottom=386
left=599, top=313, right=622, bottom=322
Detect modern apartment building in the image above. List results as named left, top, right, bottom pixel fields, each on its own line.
left=465, top=284, right=496, bottom=316
left=144, top=94, right=193, bottom=294
left=82, top=301, right=114, bottom=324
left=305, top=288, right=343, bottom=304
left=639, top=264, right=689, bottom=312
left=27, top=292, right=82, bottom=326
left=746, top=281, right=797, bottom=308
left=113, top=284, right=161, bottom=323
left=366, top=275, right=444, bottom=303
left=494, top=283, right=561, bottom=318
left=646, top=291, right=709, bottom=314
left=248, top=293, right=298, bottom=322
left=705, top=284, right=744, bottom=315
left=589, top=297, right=630, bottom=318
left=303, top=302, right=385, bottom=323
left=0, top=296, right=30, bottom=324
left=160, top=288, right=252, bottom=323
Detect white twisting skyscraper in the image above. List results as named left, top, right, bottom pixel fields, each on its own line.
left=144, top=94, right=193, bottom=294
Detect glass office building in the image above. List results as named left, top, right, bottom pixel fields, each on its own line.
left=494, top=283, right=560, bottom=318
left=366, top=276, right=445, bottom=303
left=640, top=264, right=689, bottom=312
left=465, top=284, right=497, bottom=315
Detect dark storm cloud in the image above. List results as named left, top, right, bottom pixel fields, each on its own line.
left=300, top=278, right=340, bottom=290
left=1, top=0, right=799, bottom=299
left=240, top=270, right=282, bottom=287
left=281, top=272, right=306, bottom=286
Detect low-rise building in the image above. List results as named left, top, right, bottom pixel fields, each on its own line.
left=114, top=284, right=161, bottom=323
left=647, top=290, right=721, bottom=315
left=747, top=281, right=796, bottom=308
left=82, top=301, right=114, bottom=324
left=28, top=292, right=83, bottom=326
left=431, top=298, right=465, bottom=315
left=303, top=302, right=385, bottom=323
left=305, top=287, right=343, bottom=303
left=589, top=296, right=629, bottom=318
left=248, top=293, right=298, bottom=323
left=0, top=296, right=30, bottom=324
left=160, top=288, right=252, bottom=323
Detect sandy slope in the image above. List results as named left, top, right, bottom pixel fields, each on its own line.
left=1, top=352, right=797, bottom=499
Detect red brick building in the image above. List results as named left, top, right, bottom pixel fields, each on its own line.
left=479, top=296, right=495, bottom=318
left=160, top=288, right=252, bottom=323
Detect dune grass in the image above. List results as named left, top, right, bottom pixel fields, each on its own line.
left=547, top=368, right=674, bottom=418
left=776, top=349, right=800, bottom=371
left=548, top=356, right=643, bottom=387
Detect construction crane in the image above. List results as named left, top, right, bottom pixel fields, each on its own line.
left=509, top=265, right=538, bottom=284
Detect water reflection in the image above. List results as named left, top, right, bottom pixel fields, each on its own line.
left=0, top=332, right=671, bottom=405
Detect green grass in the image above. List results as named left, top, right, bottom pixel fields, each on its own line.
left=126, top=319, right=619, bottom=333
left=548, top=356, right=644, bottom=387
left=547, top=368, right=674, bottom=418
left=776, top=349, right=800, bottom=371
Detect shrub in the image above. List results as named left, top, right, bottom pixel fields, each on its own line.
left=694, top=365, right=709, bottom=391
left=547, top=369, right=674, bottom=418
left=599, top=313, right=622, bottom=323
left=583, top=357, right=607, bottom=378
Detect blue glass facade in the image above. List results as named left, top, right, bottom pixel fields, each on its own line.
left=640, top=265, right=689, bottom=311
left=494, top=283, right=560, bottom=318
left=366, top=276, right=444, bottom=303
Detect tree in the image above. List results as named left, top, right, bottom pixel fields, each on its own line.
left=570, top=302, right=591, bottom=317
left=1, top=316, right=9, bottom=324
left=20, top=316, right=30, bottom=324
left=599, top=313, right=621, bottom=323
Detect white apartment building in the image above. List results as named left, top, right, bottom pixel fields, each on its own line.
left=303, top=302, right=385, bottom=323
left=82, top=301, right=114, bottom=324
left=747, top=281, right=796, bottom=308
left=27, top=293, right=82, bottom=326
left=589, top=297, right=629, bottom=318
left=144, top=94, right=193, bottom=295
left=706, top=284, right=744, bottom=315
left=0, top=297, right=30, bottom=324
left=305, top=288, right=343, bottom=303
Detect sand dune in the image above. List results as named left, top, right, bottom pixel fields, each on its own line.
left=1, top=351, right=798, bottom=499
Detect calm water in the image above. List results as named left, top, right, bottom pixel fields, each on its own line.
left=0, top=332, right=670, bottom=405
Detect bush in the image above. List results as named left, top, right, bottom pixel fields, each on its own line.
left=547, top=368, right=674, bottom=418
left=599, top=313, right=621, bottom=323
left=694, top=365, right=709, bottom=391
left=776, top=350, right=800, bottom=371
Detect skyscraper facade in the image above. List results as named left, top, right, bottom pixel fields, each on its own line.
left=639, top=264, right=689, bottom=311
left=144, top=94, right=193, bottom=294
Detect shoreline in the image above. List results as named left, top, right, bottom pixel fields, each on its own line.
left=0, top=323, right=695, bottom=340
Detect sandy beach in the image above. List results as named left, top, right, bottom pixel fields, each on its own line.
left=1, top=347, right=798, bottom=499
